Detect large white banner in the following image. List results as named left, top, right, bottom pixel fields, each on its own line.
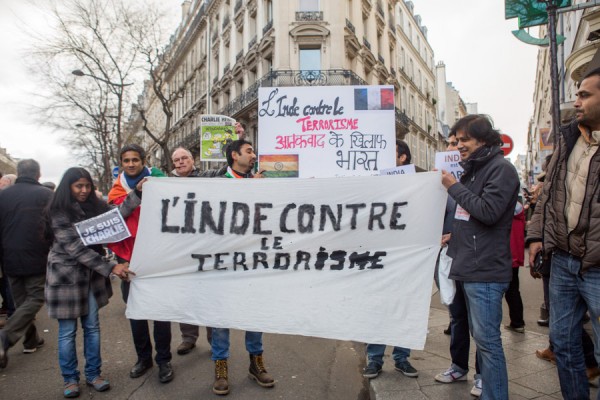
left=127, top=173, right=446, bottom=349
left=257, top=85, right=396, bottom=178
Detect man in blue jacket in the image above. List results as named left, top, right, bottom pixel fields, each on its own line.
left=441, top=115, right=519, bottom=400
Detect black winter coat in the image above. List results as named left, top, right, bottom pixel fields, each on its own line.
left=0, top=177, right=53, bottom=276
left=446, top=146, right=520, bottom=283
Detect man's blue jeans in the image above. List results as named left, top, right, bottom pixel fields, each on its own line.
left=461, top=281, right=509, bottom=400
left=366, top=344, right=410, bottom=367
left=58, top=292, right=101, bottom=383
left=549, top=250, right=600, bottom=400
left=211, top=328, right=263, bottom=360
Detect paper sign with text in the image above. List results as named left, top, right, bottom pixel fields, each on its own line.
left=435, top=151, right=464, bottom=181
left=75, top=208, right=131, bottom=246
left=127, top=173, right=447, bottom=349
left=380, top=164, right=416, bottom=175
left=200, top=115, right=238, bottom=162
left=257, top=86, right=396, bottom=178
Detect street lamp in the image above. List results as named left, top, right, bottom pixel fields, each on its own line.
left=71, top=69, right=133, bottom=88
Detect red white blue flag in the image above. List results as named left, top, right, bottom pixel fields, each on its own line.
left=354, top=87, right=394, bottom=110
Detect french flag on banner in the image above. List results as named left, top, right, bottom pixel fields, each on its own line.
left=354, top=87, right=394, bottom=110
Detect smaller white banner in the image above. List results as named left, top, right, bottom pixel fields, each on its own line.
left=75, top=208, right=131, bottom=246
left=435, top=151, right=464, bottom=181
left=379, top=164, right=416, bottom=175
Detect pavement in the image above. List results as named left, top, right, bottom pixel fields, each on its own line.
left=368, top=307, right=599, bottom=400
left=0, top=277, right=597, bottom=399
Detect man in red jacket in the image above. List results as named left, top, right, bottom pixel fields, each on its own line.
left=107, top=144, right=173, bottom=384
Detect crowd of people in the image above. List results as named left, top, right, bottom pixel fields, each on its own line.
left=0, top=69, right=599, bottom=400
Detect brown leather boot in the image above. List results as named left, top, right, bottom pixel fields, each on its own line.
left=248, top=354, right=275, bottom=388
left=213, top=359, right=229, bottom=395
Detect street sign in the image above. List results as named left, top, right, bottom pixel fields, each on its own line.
left=500, top=134, right=514, bottom=157
left=112, top=166, right=120, bottom=178
left=505, top=0, right=571, bottom=29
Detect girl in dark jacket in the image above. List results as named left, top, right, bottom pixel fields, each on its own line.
left=45, top=168, right=141, bottom=398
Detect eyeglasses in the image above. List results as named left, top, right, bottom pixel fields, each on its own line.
left=173, top=155, right=190, bottom=163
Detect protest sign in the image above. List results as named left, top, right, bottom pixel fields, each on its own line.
left=75, top=208, right=131, bottom=245
left=380, top=164, right=416, bottom=175
left=257, top=86, right=396, bottom=178
left=435, top=150, right=464, bottom=181
left=127, top=173, right=446, bottom=349
left=200, top=114, right=237, bottom=162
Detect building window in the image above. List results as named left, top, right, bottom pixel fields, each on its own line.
left=299, top=0, right=319, bottom=11
left=300, top=47, right=321, bottom=74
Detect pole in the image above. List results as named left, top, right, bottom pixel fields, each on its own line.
left=546, top=1, right=561, bottom=144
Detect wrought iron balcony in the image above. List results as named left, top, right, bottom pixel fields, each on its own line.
left=388, top=19, right=396, bottom=33
left=346, top=18, right=356, bottom=34
left=222, top=15, right=230, bottom=29
left=248, top=35, right=257, bottom=48
left=363, top=37, right=371, bottom=50
left=263, top=20, right=273, bottom=34
left=376, top=1, right=384, bottom=18
left=296, top=11, right=323, bottom=21
left=177, top=69, right=410, bottom=149
left=234, top=0, right=243, bottom=14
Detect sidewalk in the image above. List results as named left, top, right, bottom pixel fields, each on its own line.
left=368, top=308, right=599, bottom=399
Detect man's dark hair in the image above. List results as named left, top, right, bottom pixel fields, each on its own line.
left=450, top=114, right=502, bottom=147
left=225, top=139, right=252, bottom=167
left=17, top=159, right=41, bottom=179
left=581, top=67, right=600, bottom=86
left=119, top=144, right=146, bottom=161
left=396, top=140, right=411, bottom=165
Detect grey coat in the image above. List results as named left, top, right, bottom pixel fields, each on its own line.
left=45, top=191, right=140, bottom=320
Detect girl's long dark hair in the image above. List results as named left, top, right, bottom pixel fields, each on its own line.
left=48, top=167, right=106, bottom=221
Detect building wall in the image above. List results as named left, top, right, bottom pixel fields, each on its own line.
left=142, top=0, right=445, bottom=171
left=0, top=146, right=17, bottom=175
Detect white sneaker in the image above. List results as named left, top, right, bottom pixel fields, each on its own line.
left=434, top=366, right=467, bottom=383
left=470, top=376, right=482, bottom=397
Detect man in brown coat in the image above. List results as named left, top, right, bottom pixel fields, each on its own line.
left=528, top=67, right=600, bottom=399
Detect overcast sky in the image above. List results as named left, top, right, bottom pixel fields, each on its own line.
left=0, top=1, right=539, bottom=183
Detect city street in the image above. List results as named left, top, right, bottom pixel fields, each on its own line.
left=0, top=279, right=369, bottom=400
left=2, top=263, right=600, bottom=399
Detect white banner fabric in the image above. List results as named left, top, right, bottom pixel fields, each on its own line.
left=127, top=172, right=446, bottom=349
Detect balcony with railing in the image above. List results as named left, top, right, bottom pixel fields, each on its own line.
left=177, top=69, right=410, bottom=149
left=263, top=20, right=273, bottom=35
left=234, top=0, right=243, bottom=15
left=222, top=14, right=230, bottom=30
left=248, top=34, right=257, bottom=49
left=363, top=37, right=371, bottom=50
left=295, top=11, right=324, bottom=21
left=346, top=18, right=356, bottom=34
